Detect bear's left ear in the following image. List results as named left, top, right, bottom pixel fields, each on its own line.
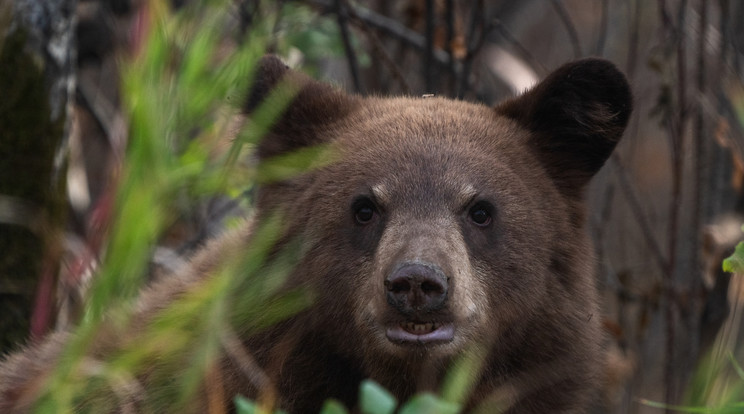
left=244, top=55, right=359, bottom=160
left=495, top=58, right=632, bottom=197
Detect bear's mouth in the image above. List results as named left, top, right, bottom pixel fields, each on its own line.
left=385, top=321, right=455, bottom=344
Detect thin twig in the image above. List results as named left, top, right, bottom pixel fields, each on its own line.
left=595, top=0, right=609, bottom=56
left=718, top=0, right=730, bottom=71
left=610, top=153, right=669, bottom=274
left=444, top=0, right=456, bottom=94
left=220, top=327, right=278, bottom=408
left=490, top=19, right=548, bottom=76
left=687, top=0, right=709, bottom=371
left=675, top=1, right=689, bottom=121
left=693, top=0, right=708, bottom=267
left=237, top=0, right=258, bottom=36
left=590, top=180, right=615, bottom=288
left=457, top=0, right=485, bottom=98
left=626, top=0, right=641, bottom=79
left=335, top=0, right=362, bottom=93
left=268, top=0, right=286, bottom=53
left=304, top=0, right=454, bottom=69
left=549, top=0, right=582, bottom=58
left=353, top=17, right=412, bottom=94
left=659, top=0, right=690, bottom=408
left=735, top=2, right=744, bottom=75
left=424, top=0, right=435, bottom=92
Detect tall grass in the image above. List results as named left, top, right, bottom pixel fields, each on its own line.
left=32, top=1, right=309, bottom=412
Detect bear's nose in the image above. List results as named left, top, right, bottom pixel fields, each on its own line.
left=385, top=262, right=448, bottom=315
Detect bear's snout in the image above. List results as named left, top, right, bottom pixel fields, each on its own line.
left=385, top=262, right=448, bottom=315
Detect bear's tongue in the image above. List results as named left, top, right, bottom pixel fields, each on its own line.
left=386, top=322, right=454, bottom=344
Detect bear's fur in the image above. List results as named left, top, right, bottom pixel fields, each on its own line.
left=0, top=55, right=632, bottom=413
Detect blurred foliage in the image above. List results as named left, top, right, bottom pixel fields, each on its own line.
left=236, top=380, right=462, bottom=414
left=274, top=2, right=369, bottom=77
left=640, top=348, right=744, bottom=412
left=29, top=0, right=311, bottom=412
left=723, top=238, right=744, bottom=274
left=235, top=342, right=491, bottom=413
left=723, top=89, right=744, bottom=275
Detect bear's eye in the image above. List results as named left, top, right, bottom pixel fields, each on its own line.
left=469, top=201, right=493, bottom=227
left=353, top=197, right=377, bottom=224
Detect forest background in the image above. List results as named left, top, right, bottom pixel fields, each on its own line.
left=2, top=0, right=744, bottom=413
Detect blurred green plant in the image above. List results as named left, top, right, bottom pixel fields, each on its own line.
left=235, top=380, right=460, bottom=414
left=640, top=352, right=744, bottom=413
left=30, top=0, right=317, bottom=412
left=637, top=348, right=744, bottom=412
left=643, top=243, right=743, bottom=412
left=723, top=86, right=744, bottom=274
left=723, top=231, right=744, bottom=274
left=273, top=2, right=370, bottom=77
left=639, top=350, right=744, bottom=413
left=233, top=342, right=492, bottom=414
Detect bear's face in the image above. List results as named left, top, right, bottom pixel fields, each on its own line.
left=296, top=100, right=557, bottom=359
left=246, top=56, right=631, bottom=363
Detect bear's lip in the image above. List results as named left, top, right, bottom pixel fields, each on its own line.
left=385, top=321, right=455, bottom=345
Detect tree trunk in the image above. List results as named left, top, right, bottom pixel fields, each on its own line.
left=0, top=0, right=75, bottom=354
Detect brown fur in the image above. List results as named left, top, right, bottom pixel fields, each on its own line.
left=0, top=55, right=632, bottom=413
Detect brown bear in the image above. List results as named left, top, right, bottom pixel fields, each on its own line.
left=0, top=55, right=632, bottom=413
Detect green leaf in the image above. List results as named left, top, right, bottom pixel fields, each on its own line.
left=235, top=395, right=257, bottom=414
left=255, top=144, right=336, bottom=184
left=440, top=344, right=487, bottom=404
left=730, top=353, right=744, bottom=381
left=234, top=395, right=288, bottom=414
left=398, top=393, right=461, bottom=414
left=320, top=399, right=350, bottom=414
left=722, top=241, right=744, bottom=273
left=359, top=380, right=397, bottom=414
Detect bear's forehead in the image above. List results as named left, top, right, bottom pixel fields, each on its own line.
left=315, top=97, right=536, bottom=209
left=343, top=97, right=502, bottom=145
left=332, top=97, right=524, bottom=159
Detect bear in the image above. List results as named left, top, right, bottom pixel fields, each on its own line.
left=0, top=55, right=632, bottom=414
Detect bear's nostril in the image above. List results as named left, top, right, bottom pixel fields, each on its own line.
left=420, top=280, right=444, bottom=295
left=386, top=278, right=411, bottom=293
left=385, top=263, right=448, bottom=315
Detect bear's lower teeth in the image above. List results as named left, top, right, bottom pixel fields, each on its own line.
left=403, top=322, right=438, bottom=334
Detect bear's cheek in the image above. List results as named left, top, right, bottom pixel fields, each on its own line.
left=466, top=223, right=552, bottom=329
left=455, top=191, right=553, bottom=325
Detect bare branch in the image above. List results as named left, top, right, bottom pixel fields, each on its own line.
left=352, top=15, right=412, bottom=94
left=457, top=0, right=485, bottom=98
left=444, top=0, right=456, bottom=93
left=595, top=0, right=609, bottom=56
left=657, top=0, right=690, bottom=407
left=490, top=19, right=548, bottom=76
left=610, top=153, right=670, bottom=274
left=626, top=0, right=641, bottom=79
left=303, top=0, right=454, bottom=69
left=424, top=0, right=435, bottom=92
left=549, top=0, right=583, bottom=58
left=220, top=327, right=278, bottom=407
left=335, top=0, right=362, bottom=93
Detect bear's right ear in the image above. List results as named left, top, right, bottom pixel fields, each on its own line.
left=495, top=58, right=632, bottom=198
left=244, top=55, right=358, bottom=160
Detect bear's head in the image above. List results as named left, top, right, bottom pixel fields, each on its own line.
left=244, top=56, right=631, bottom=368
